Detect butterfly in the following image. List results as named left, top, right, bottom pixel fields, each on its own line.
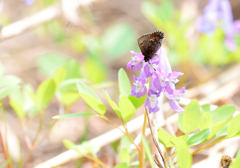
left=137, top=31, right=164, bottom=62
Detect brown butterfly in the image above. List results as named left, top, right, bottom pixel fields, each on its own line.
left=137, top=31, right=164, bottom=62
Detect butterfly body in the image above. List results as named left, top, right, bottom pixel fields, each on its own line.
left=137, top=31, right=164, bottom=62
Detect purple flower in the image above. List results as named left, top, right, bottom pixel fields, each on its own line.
left=131, top=76, right=147, bottom=98
left=145, top=89, right=161, bottom=113
left=24, top=0, right=35, bottom=5
left=128, top=44, right=186, bottom=113
left=234, top=20, right=240, bottom=33
left=198, top=0, right=240, bottom=50
left=143, top=61, right=159, bottom=78
left=197, top=0, right=219, bottom=33
left=152, top=72, right=166, bottom=92
left=127, top=51, right=144, bottom=71
left=164, top=87, right=186, bottom=114
left=164, top=71, right=184, bottom=95
left=169, top=99, right=184, bottom=114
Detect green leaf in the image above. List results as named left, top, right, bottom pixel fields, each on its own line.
left=53, top=113, right=97, bottom=119
left=65, top=59, right=81, bottom=79
left=128, top=95, right=146, bottom=109
left=103, top=90, right=121, bottom=119
left=63, top=139, right=76, bottom=149
left=114, top=163, right=128, bottom=168
left=81, top=58, right=106, bottom=83
left=207, top=117, right=232, bottom=140
left=216, top=124, right=228, bottom=138
left=58, top=78, right=85, bottom=93
left=80, top=94, right=106, bottom=115
left=37, top=53, right=67, bottom=77
left=9, top=99, right=25, bottom=118
left=74, top=141, right=100, bottom=156
left=187, top=128, right=211, bottom=146
left=10, top=84, right=35, bottom=112
left=230, top=155, right=240, bottom=168
left=36, top=79, right=56, bottom=107
left=64, top=139, right=101, bottom=156
left=180, top=99, right=202, bottom=134
left=119, top=149, right=130, bottom=165
left=102, top=23, right=136, bottom=59
left=119, top=96, right=135, bottom=122
left=0, top=85, right=20, bottom=99
left=0, top=75, right=21, bottom=88
left=199, top=112, right=213, bottom=130
left=77, top=81, right=100, bottom=100
left=210, top=105, right=236, bottom=124
left=201, top=104, right=211, bottom=112
left=77, top=81, right=106, bottom=115
left=58, top=91, right=81, bottom=106
left=158, top=129, right=173, bottom=148
left=236, top=148, right=240, bottom=158
left=120, top=135, right=133, bottom=153
left=90, top=82, right=114, bottom=90
left=227, top=114, right=240, bottom=138
left=171, top=137, right=192, bottom=168
left=52, top=67, right=66, bottom=87
left=142, top=135, right=154, bottom=168
left=118, top=68, right=131, bottom=97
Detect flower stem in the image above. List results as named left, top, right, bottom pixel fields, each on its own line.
left=0, top=102, right=13, bottom=168
left=124, top=124, right=140, bottom=151
left=139, top=109, right=147, bottom=168
left=139, top=76, right=151, bottom=168
left=191, top=138, right=226, bottom=156
left=102, top=116, right=140, bottom=150
left=101, top=116, right=125, bottom=134
left=22, top=110, right=44, bottom=168
left=0, top=124, right=12, bottom=168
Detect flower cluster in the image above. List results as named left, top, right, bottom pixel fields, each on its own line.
left=197, top=0, right=240, bottom=50
left=127, top=47, right=186, bottom=114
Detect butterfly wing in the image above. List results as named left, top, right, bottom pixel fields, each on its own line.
left=137, top=34, right=150, bottom=56
left=147, top=31, right=164, bottom=56
left=137, top=31, right=164, bottom=62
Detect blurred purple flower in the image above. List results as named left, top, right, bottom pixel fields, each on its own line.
left=128, top=47, right=186, bottom=114
left=164, top=87, right=186, bottom=114
left=24, top=0, right=35, bottom=5
left=127, top=51, right=144, bottom=71
left=131, top=76, right=147, bottom=98
left=198, top=0, right=219, bottom=33
left=145, top=89, right=160, bottom=113
left=198, top=0, right=240, bottom=50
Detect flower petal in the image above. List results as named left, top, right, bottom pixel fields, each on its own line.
left=169, top=71, right=184, bottom=79
left=130, top=51, right=144, bottom=61
left=131, top=62, right=143, bottom=71
left=234, top=20, right=240, bottom=33
left=169, top=99, right=184, bottom=114
left=225, top=34, right=237, bottom=51
left=153, top=77, right=163, bottom=92
left=143, top=63, right=151, bottom=77
left=158, top=48, right=172, bottom=74
left=220, top=0, right=234, bottom=35
left=136, top=86, right=147, bottom=98
left=165, top=81, right=175, bottom=95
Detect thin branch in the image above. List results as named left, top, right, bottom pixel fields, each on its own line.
left=22, top=111, right=44, bottom=168
left=123, top=124, right=140, bottom=151
left=0, top=126, right=12, bottom=168
left=0, top=0, right=100, bottom=40
left=146, top=110, right=167, bottom=167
